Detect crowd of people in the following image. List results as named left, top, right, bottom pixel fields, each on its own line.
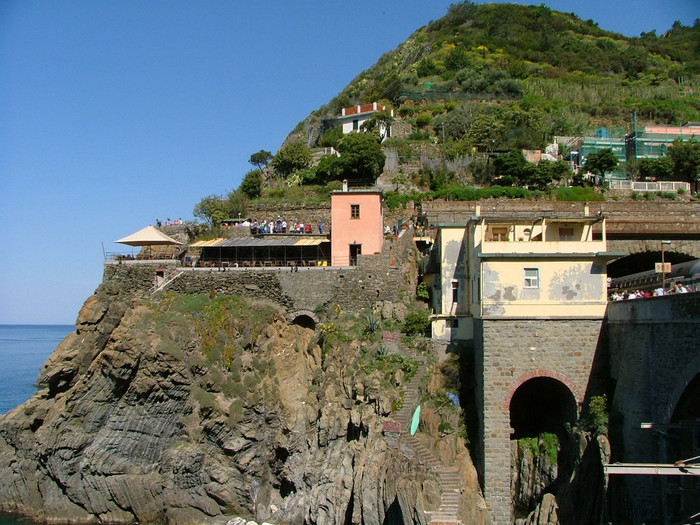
left=236, top=216, right=325, bottom=236
left=156, top=218, right=183, bottom=227
left=609, top=281, right=692, bottom=301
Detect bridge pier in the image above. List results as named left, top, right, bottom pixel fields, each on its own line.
left=474, top=318, right=607, bottom=524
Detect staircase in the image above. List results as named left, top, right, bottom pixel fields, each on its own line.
left=150, top=270, right=184, bottom=294
left=388, top=338, right=464, bottom=525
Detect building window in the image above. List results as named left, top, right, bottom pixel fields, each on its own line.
left=490, top=227, right=508, bottom=241
left=524, top=268, right=540, bottom=289
left=352, top=119, right=359, bottom=130
left=448, top=318, right=459, bottom=328
left=350, top=204, right=360, bottom=219
left=559, top=227, right=574, bottom=241
left=452, top=281, right=459, bottom=303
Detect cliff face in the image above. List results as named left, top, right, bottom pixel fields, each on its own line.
left=0, top=283, right=435, bottom=524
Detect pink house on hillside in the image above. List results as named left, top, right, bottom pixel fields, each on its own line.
left=330, top=185, right=383, bottom=266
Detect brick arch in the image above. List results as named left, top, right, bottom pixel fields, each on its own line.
left=502, top=369, right=582, bottom=411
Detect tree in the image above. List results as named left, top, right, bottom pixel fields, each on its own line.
left=638, top=157, right=673, bottom=181
left=493, top=149, right=528, bottom=177
left=667, top=138, right=700, bottom=182
left=538, top=159, right=573, bottom=187
left=193, top=195, right=228, bottom=226
left=270, top=142, right=312, bottom=177
left=583, top=149, right=618, bottom=185
left=314, top=154, right=343, bottom=183
left=360, top=110, right=394, bottom=141
left=336, top=132, right=385, bottom=182
left=239, top=170, right=263, bottom=199
left=248, top=150, right=272, bottom=171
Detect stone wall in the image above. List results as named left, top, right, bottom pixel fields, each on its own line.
left=421, top=199, right=700, bottom=234
left=102, top=242, right=408, bottom=315
left=474, top=317, right=607, bottom=524
left=103, top=262, right=177, bottom=293
left=606, top=293, right=700, bottom=523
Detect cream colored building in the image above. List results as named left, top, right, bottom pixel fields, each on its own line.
left=424, top=205, right=621, bottom=341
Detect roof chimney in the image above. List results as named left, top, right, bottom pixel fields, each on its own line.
left=342, top=179, right=348, bottom=192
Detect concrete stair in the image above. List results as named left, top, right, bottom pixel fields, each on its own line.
left=390, top=344, right=463, bottom=525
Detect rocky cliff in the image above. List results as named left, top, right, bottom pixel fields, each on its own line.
left=513, top=432, right=610, bottom=525
left=0, top=281, right=449, bottom=524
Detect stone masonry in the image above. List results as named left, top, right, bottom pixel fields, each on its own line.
left=474, top=318, right=607, bottom=524
left=102, top=231, right=413, bottom=315
left=606, top=293, right=700, bottom=523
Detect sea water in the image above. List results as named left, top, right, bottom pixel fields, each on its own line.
left=0, top=324, right=73, bottom=524
left=0, top=325, right=73, bottom=415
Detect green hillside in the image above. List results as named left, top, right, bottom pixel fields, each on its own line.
left=194, top=3, right=699, bottom=225
left=300, top=2, right=699, bottom=151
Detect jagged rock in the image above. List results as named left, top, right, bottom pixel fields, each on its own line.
left=513, top=430, right=608, bottom=525
left=0, top=284, right=437, bottom=524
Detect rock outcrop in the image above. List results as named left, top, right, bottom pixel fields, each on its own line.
left=513, top=432, right=610, bottom=525
left=0, top=284, right=440, bottom=524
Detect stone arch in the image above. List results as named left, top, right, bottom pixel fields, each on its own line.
left=506, top=370, right=580, bottom=439
left=503, top=369, right=582, bottom=411
left=287, top=310, right=319, bottom=330
left=606, top=242, right=700, bottom=277
left=664, top=353, right=700, bottom=424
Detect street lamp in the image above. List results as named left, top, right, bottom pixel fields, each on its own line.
left=661, top=240, right=671, bottom=293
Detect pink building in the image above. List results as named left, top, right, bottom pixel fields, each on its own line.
left=330, top=186, right=383, bottom=266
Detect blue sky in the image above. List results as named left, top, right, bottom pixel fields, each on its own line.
left=1, top=1, right=697, bottom=325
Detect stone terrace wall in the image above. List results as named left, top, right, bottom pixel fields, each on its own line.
left=421, top=199, right=700, bottom=234
left=102, top=252, right=405, bottom=314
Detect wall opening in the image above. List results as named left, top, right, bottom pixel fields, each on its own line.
left=510, top=377, right=577, bottom=439
left=509, top=377, right=578, bottom=520
left=291, top=314, right=316, bottom=330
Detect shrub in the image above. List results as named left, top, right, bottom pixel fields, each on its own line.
left=438, top=421, right=453, bottom=434
left=403, top=310, right=431, bottom=336
left=583, top=394, right=609, bottom=435
left=416, top=281, right=430, bottom=302
left=415, top=113, right=432, bottom=128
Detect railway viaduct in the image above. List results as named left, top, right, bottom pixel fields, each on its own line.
left=421, top=199, right=700, bottom=524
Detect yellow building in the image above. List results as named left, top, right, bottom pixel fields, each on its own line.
left=424, top=204, right=621, bottom=341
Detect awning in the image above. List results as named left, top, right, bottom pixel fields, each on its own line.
left=215, top=236, right=329, bottom=248
left=115, top=225, right=183, bottom=246
left=189, top=238, right=226, bottom=247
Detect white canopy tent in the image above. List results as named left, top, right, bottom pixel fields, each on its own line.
left=115, top=225, right=183, bottom=246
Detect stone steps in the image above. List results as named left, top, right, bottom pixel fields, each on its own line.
left=390, top=344, right=463, bottom=525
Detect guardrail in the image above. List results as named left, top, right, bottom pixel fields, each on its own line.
left=608, top=180, right=690, bottom=193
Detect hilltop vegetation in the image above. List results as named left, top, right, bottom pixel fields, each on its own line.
left=324, top=2, right=699, bottom=134
left=194, top=2, right=699, bottom=226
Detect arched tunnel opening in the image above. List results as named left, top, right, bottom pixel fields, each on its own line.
left=666, top=372, right=700, bottom=523
left=607, top=251, right=695, bottom=279
left=509, top=377, right=579, bottom=520
left=510, top=377, right=577, bottom=439
left=291, top=314, right=316, bottom=330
